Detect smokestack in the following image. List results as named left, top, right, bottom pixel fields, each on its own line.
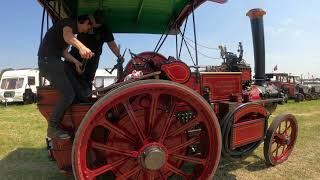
left=247, top=9, right=266, bottom=86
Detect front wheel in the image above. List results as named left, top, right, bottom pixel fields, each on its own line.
left=263, top=114, right=298, bottom=166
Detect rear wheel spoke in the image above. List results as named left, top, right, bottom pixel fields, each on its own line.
left=115, top=166, right=141, bottom=180
left=167, top=117, right=200, bottom=137
left=90, top=141, right=138, bottom=158
left=123, top=100, right=146, bottom=142
left=89, top=157, right=129, bottom=177
left=98, top=117, right=136, bottom=144
left=159, top=101, right=176, bottom=143
left=148, top=172, right=156, bottom=180
left=171, top=154, right=205, bottom=165
left=169, top=136, right=199, bottom=153
left=147, top=93, right=159, bottom=135
left=165, top=163, right=189, bottom=179
left=159, top=172, right=166, bottom=180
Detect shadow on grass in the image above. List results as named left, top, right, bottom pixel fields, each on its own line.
left=214, top=155, right=269, bottom=179
left=0, top=147, right=72, bottom=180
left=1, top=148, right=271, bottom=179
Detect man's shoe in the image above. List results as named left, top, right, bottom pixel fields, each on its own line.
left=47, top=126, right=71, bottom=139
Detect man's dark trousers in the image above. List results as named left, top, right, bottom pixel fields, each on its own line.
left=38, top=57, right=75, bottom=127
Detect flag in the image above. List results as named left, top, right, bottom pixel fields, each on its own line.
left=273, top=65, right=278, bottom=72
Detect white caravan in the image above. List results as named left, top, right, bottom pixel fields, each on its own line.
left=0, top=69, right=39, bottom=103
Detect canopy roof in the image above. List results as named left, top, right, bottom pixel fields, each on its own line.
left=38, top=0, right=226, bottom=34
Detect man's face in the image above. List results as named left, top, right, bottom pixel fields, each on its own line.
left=79, top=20, right=92, bottom=33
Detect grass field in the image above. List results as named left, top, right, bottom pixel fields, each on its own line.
left=0, top=100, right=319, bottom=180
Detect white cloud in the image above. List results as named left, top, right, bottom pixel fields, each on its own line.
left=266, top=18, right=304, bottom=39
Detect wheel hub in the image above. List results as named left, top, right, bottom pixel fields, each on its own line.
left=140, top=146, right=166, bottom=171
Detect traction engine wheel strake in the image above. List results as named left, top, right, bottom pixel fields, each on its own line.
left=263, top=114, right=298, bottom=166
left=72, top=80, right=222, bottom=180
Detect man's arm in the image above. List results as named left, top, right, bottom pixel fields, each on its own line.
left=63, top=26, right=94, bottom=59
left=107, top=41, right=122, bottom=58
left=63, top=48, right=83, bottom=74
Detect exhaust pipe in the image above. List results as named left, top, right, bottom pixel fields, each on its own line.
left=247, top=9, right=266, bottom=86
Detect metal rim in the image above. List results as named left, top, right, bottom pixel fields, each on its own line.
left=264, top=114, right=298, bottom=166
left=72, top=80, right=222, bottom=179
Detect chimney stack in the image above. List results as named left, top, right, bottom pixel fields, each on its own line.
left=247, top=9, right=266, bottom=86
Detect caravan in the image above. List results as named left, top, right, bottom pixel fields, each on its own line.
left=0, top=68, right=116, bottom=103
left=0, top=69, right=39, bottom=104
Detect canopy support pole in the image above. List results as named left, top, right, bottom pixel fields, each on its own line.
left=176, top=31, right=178, bottom=59
left=192, top=4, right=200, bottom=83
left=178, top=17, right=188, bottom=59
left=178, top=28, right=196, bottom=66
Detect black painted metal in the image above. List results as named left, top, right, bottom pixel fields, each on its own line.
left=248, top=9, right=266, bottom=86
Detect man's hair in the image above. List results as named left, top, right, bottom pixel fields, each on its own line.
left=93, top=9, right=104, bottom=25
left=77, top=14, right=90, bottom=24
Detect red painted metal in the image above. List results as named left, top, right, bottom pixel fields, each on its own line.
left=201, top=72, right=242, bottom=102
left=264, top=114, right=298, bottom=166
left=72, top=80, right=222, bottom=179
left=241, top=69, right=252, bottom=82
left=37, top=87, right=93, bottom=170
left=231, top=103, right=267, bottom=149
left=232, top=118, right=265, bottom=148
left=161, top=61, right=191, bottom=84
left=183, top=73, right=201, bottom=94
left=51, top=139, right=73, bottom=171
left=37, top=87, right=92, bottom=132
left=122, top=52, right=168, bottom=82
left=249, top=85, right=262, bottom=100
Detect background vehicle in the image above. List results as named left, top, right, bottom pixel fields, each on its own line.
left=0, top=69, right=39, bottom=104
left=266, top=73, right=306, bottom=102
left=303, top=79, right=320, bottom=99
left=37, top=0, right=298, bottom=179
left=289, top=75, right=313, bottom=101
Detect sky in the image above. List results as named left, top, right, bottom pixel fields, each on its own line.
left=0, top=0, right=319, bottom=78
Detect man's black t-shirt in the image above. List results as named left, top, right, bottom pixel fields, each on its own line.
left=69, top=25, right=114, bottom=60
left=38, top=18, right=78, bottom=58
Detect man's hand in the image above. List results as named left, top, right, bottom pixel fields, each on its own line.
left=79, top=47, right=94, bottom=59
left=74, top=60, right=83, bottom=75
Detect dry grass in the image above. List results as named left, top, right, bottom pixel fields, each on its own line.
left=0, top=100, right=319, bottom=179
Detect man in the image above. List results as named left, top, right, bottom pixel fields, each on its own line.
left=38, top=15, right=95, bottom=139
left=65, top=10, right=123, bottom=101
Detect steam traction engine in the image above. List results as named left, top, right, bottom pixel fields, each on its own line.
left=37, top=1, right=298, bottom=179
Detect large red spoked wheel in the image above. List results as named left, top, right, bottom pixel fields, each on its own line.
left=263, top=114, right=298, bottom=166
left=72, top=80, right=222, bottom=179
